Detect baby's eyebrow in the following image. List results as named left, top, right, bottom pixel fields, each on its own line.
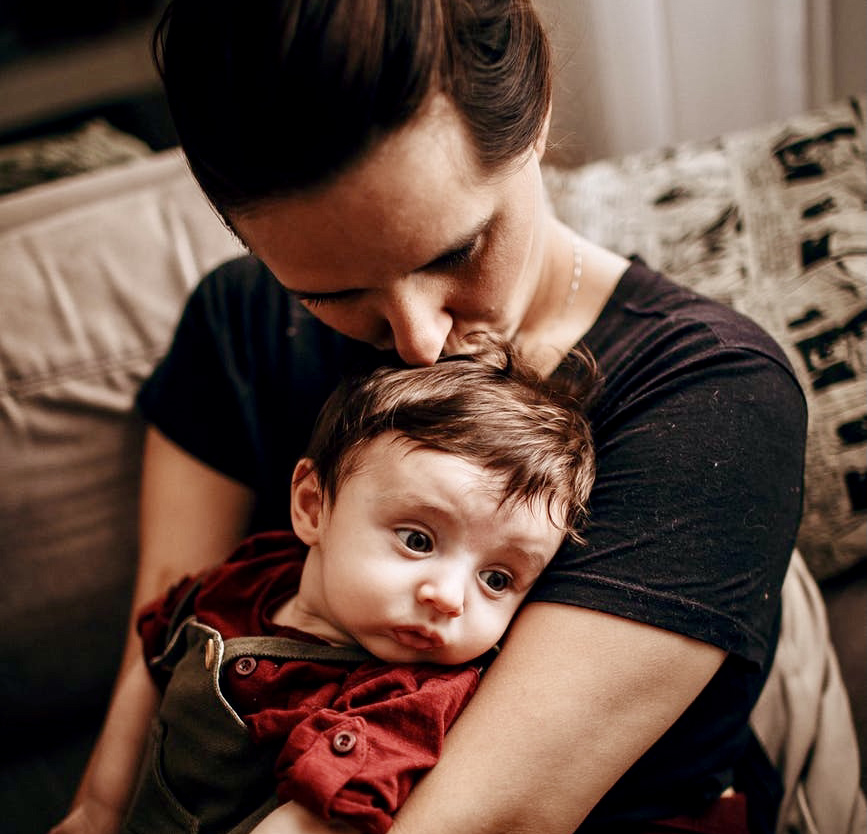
left=513, top=547, right=549, bottom=577
left=496, top=544, right=551, bottom=588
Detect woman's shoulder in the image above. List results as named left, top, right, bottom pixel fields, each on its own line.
left=191, top=254, right=386, bottom=374
left=586, top=258, right=800, bottom=387
left=190, top=254, right=301, bottom=331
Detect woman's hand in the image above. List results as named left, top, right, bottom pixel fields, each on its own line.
left=48, top=797, right=124, bottom=834
left=47, top=655, right=158, bottom=834
left=57, top=428, right=255, bottom=834
left=250, top=802, right=360, bottom=834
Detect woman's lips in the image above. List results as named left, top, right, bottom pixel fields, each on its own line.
left=391, top=627, right=444, bottom=651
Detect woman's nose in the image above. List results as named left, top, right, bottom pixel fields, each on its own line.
left=417, top=571, right=465, bottom=617
left=383, top=287, right=453, bottom=366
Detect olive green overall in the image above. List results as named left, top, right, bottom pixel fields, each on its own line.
left=122, top=600, right=370, bottom=834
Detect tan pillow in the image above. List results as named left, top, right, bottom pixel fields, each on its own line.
left=0, top=150, right=241, bottom=726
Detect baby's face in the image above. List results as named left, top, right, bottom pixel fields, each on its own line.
left=298, top=433, right=565, bottom=664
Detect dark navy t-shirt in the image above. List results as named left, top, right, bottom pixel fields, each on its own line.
left=137, top=255, right=806, bottom=831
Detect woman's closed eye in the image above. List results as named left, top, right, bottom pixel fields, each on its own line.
left=423, top=240, right=476, bottom=272
left=288, top=224, right=488, bottom=309
left=396, top=528, right=434, bottom=553
left=419, top=221, right=490, bottom=274
left=291, top=288, right=362, bottom=308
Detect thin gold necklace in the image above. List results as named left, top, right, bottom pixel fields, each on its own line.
left=566, top=233, right=583, bottom=307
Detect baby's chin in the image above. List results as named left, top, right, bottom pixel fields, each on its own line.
left=366, top=637, right=491, bottom=666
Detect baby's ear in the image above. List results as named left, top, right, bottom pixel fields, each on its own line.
left=290, top=458, right=324, bottom=545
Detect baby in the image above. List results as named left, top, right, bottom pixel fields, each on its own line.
left=124, top=342, right=597, bottom=834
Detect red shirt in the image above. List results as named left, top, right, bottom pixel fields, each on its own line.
left=138, top=531, right=482, bottom=834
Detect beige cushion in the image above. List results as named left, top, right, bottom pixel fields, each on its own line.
left=0, top=150, right=241, bottom=725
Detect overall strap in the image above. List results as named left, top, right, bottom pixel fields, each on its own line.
left=222, top=635, right=373, bottom=665
left=165, top=579, right=203, bottom=646
left=148, top=579, right=203, bottom=671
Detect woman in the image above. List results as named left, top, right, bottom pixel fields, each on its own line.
left=57, top=1, right=807, bottom=832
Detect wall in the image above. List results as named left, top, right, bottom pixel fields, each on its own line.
left=541, top=0, right=867, bottom=166
left=831, top=0, right=867, bottom=100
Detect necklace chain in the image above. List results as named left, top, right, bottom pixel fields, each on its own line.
left=566, top=233, right=582, bottom=306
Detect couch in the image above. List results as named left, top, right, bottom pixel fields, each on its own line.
left=1, top=98, right=864, bottom=834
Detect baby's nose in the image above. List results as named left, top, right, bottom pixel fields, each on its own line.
left=417, top=573, right=465, bottom=617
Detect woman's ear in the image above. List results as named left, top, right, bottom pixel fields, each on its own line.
left=290, top=458, right=324, bottom=546
left=533, top=102, right=553, bottom=161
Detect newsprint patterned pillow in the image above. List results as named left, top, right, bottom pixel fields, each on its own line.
left=544, top=96, right=866, bottom=580
left=0, top=119, right=151, bottom=196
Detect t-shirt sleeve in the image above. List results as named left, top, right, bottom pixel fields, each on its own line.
left=531, top=340, right=807, bottom=667
left=135, top=256, right=384, bottom=530
left=271, top=664, right=480, bottom=834
left=137, top=257, right=278, bottom=488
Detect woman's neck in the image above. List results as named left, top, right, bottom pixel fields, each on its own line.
left=517, top=219, right=628, bottom=377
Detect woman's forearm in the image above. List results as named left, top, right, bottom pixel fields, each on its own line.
left=71, top=656, right=159, bottom=816
left=62, top=427, right=256, bottom=826
left=390, top=601, right=726, bottom=834
left=250, top=802, right=359, bottom=834
left=136, top=427, right=257, bottom=602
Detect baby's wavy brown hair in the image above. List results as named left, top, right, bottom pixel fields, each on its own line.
left=303, top=338, right=598, bottom=544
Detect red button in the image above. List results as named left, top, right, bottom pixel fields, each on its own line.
left=332, top=730, right=357, bottom=754
left=234, top=657, right=257, bottom=676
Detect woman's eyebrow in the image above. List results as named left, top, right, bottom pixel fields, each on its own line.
left=285, top=214, right=495, bottom=300
left=416, top=215, right=493, bottom=272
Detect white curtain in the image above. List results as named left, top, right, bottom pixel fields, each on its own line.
left=541, top=0, right=837, bottom=165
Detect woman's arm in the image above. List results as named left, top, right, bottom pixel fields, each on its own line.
left=390, top=601, right=725, bottom=834
left=251, top=803, right=358, bottom=834
left=54, top=427, right=255, bottom=833
left=254, top=601, right=725, bottom=834
left=49, top=657, right=158, bottom=834
left=136, top=427, right=256, bottom=605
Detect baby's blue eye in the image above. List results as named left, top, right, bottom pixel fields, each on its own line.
left=396, top=529, right=433, bottom=553
left=480, top=570, right=511, bottom=593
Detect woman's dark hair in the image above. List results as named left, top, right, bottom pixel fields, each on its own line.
left=153, top=0, right=552, bottom=215
left=302, top=339, right=597, bottom=544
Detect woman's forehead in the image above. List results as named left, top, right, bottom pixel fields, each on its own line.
left=231, top=104, right=501, bottom=284
left=239, top=97, right=480, bottom=214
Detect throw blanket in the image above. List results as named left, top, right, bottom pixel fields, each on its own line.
left=751, top=550, right=866, bottom=833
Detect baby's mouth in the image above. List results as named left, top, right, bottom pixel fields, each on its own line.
left=391, top=626, right=444, bottom=651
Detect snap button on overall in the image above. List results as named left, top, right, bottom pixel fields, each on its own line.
left=234, top=656, right=257, bottom=676
left=332, top=730, right=357, bottom=754
left=204, top=638, right=216, bottom=670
